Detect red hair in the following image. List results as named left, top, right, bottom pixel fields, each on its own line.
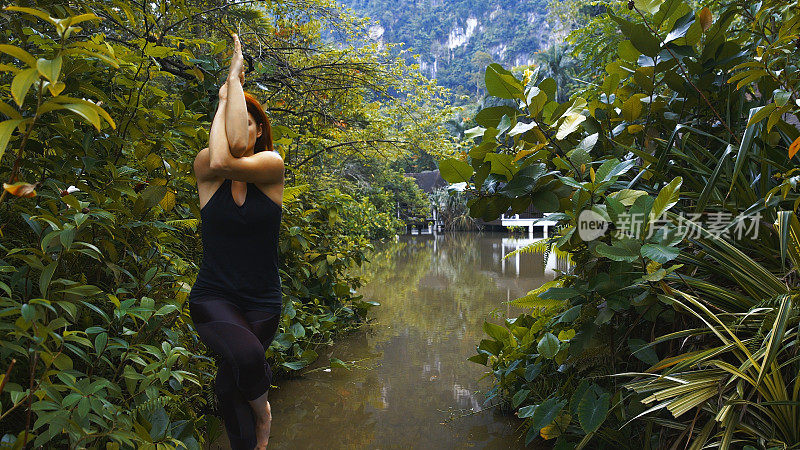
left=243, top=92, right=273, bottom=153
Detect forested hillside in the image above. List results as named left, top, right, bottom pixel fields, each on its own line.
left=338, top=0, right=557, bottom=98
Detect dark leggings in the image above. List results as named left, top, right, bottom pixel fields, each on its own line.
left=189, top=295, right=281, bottom=450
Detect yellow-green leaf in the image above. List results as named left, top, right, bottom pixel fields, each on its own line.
left=747, top=103, right=776, bottom=127
left=5, top=6, right=56, bottom=25
left=145, top=153, right=162, bottom=170
left=11, top=67, right=40, bottom=107
left=66, top=13, right=101, bottom=26
left=45, top=81, right=66, bottom=97
left=0, top=119, right=26, bottom=161
left=62, top=46, right=120, bottom=69
left=0, top=44, right=37, bottom=68
left=0, top=101, right=22, bottom=120
left=60, top=103, right=101, bottom=131
left=50, top=96, right=116, bottom=129
left=622, top=96, right=643, bottom=121
left=0, top=63, right=20, bottom=74
left=628, top=124, right=644, bottom=134
left=558, top=329, right=576, bottom=341
left=159, top=190, right=176, bottom=211
left=556, top=114, right=586, bottom=140
left=36, top=55, right=62, bottom=82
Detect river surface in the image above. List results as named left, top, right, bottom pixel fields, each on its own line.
left=215, top=231, right=557, bottom=449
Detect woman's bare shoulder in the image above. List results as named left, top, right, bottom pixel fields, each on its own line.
left=194, top=148, right=217, bottom=183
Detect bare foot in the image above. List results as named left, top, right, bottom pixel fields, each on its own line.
left=254, top=400, right=272, bottom=449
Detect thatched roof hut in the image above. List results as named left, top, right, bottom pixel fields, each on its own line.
left=405, top=170, right=448, bottom=193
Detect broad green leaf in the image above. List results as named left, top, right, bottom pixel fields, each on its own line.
left=501, top=164, right=545, bottom=197
left=618, top=41, right=640, bottom=62
left=747, top=103, right=777, bottom=127
left=140, top=185, right=168, bottom=210
left=649, top=176, right=682, bottom=221
left=464, top=126, right=485, bottom=139
left=0, top=119, right=26, bottom=162
left=438, top=158, right=473, bottom=183
left=578, top=392, right=610, bottom=433
left=290, top=322, right=305, bottom=338
left=518, top=404, right=537, bottom=419
left=485, top=153, right=515, bottom=179
left=531, top=191, right=559, bottom=212
left=39, top=260, right=58, bottom=297
left=173, top=99, right=185, bottom=118
left=628, top=195, right=654, bottom=238
left=66, top=13, right=101, bottom=27
left=540, top=287, right=580, bottom=300
left=508, top=121, right=537, bottom=138
left=497, top=114, right=514, bottom=135
left=21, top=303, right=35, bottom=322
left=555, top=98, right=588, bottom=139
left=94, top=332, right=108, bottom=353
left=773, top=89, right=790, bottom=107
left=36, top=55, right=62, bottom=82
left=664, top=12, right=694, bottom=43
left=576, top=133, right=598, bottom=155
left=597, top=160, right=636, bottom=183
left=483, top=321, right=510, bottom=341
left=628, top=339, right=659, bottom=365
left=475, top=106, right=517, bottom=128
left=622, top=96, right=643, bottom=121
left=558, top=329, right=575, bottom=341
left=609, top=13, right=661, bottom=57
left=525, top=362, right=542, bottom=381
left=5, top=6, right=57, bottom=26
left=513, top=389, right=531, bottom=408
left=485, top=63, right=523, bottom=99
left=538, top=332, right=560, bottom=358
left=531, top=398, right=567, bottom=435
left=149, top=407, right=169, bottom=441
left=49, top=95, right=116, bottom=129
left=556, top=114, right=586, bottom=140
left=11, top=67, right=39, bottom=107
left=469, top=141, right=498, bottom=160
left=59, top=103, right=101, bottom=130
left=595, top=239, right=641, bottom=262
left=0, top=44, right=38, bottom=67
left=569, top=146, right=591, bottom=169
left=539, top=78, right=557, bottom=101
left=634, top=0, right=663, bottom=14
left=0, top=100, right=22, bottom=119
left=641, top=243, right=680, bottom=263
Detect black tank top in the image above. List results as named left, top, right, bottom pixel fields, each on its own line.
left=189, top=178, right=283, bottom=314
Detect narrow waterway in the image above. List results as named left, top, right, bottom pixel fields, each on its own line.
left=219, top=231, right=557, bottom=448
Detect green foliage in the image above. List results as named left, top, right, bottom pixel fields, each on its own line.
left=449, top=0, right=800, bottom=447
left=0, top=0, right=443, bottom=447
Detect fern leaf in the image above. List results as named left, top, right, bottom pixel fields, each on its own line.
left=508, top=279, right=568, bottom=309
left=165, top=218, right=199, bottom=230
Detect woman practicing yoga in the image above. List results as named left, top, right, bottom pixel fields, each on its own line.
left=188, top=33, right=284, bottom=450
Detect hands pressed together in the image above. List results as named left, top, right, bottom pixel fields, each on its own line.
left=219, top=33, right=245, bottom=101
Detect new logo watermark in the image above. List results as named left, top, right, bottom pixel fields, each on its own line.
left=577, top=209, right=609, bottom=241
left=575, top=209, right=761, bottom=242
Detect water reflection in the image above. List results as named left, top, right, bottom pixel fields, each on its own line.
left=218, top=232, right=553, bottom=449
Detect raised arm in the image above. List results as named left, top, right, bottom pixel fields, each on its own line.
left=225, top=34, right=249, bottom=156
left=199, top=34, right=285, bottom=185
left=206, top=83, right=232, bottom=173
left=205, top=85, right=284, bottom=184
